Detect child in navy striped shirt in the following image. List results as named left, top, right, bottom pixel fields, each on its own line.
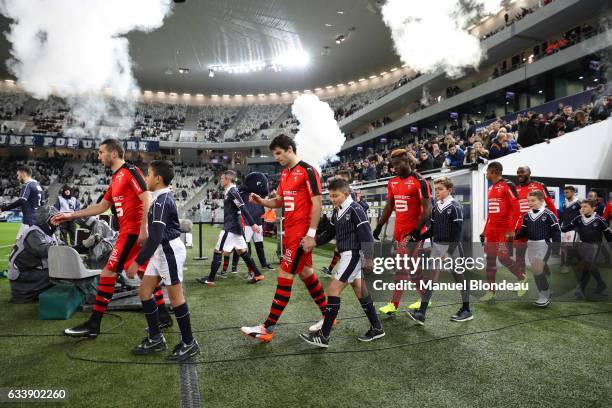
left=515, top=190, right=561, bottom=307
left=410, top=177, right=471, bottom=324
left=299, top=178, right=384, bottom=348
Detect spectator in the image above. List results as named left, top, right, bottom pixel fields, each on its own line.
left=430, top=143, right=445, bottom=169
left=489, top=132, right=510, bottom=159
left=417, top=150, right=435, bottom=172
left=518, top=115, right=545, bottom=148
left=445, top=144, right=465, bottom=168
left=360, top=159, right=377, bottom=182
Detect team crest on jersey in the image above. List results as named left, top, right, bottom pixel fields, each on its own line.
left=447, top=209, right=452, bottom=214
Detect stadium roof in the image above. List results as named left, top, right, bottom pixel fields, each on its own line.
left=0, top=0, right=400, bottom=95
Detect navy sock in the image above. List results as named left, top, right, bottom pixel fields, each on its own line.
left=174, top=302, right=194, bottom=345
left=254, top=241, right=268, bottom=266
left=208, top=252, right=222, bottom=281
left=142, top=298, right=161, bottom=340
left=240, top=251, right=261, bottom=276
left=534, top=273, right=549, bottom=291
left=232, top=250, right=240, bottom=270
left=321, top=296, right=340, bottom=338
left=419, top=289, right=433, bottom=313
left=453, top=273, right=470, bottom=310
left=359, top=294, right=382, bottom=330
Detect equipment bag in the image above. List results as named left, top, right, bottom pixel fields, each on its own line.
left=38, top=283, right=84, bottom=320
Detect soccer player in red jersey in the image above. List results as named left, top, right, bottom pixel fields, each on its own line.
left=480, top=162, right=525, bottom=302
left=515, top=166, right=558, bottom=279
left=603, top=200, right=612, bottom=224
left=51, top=139, right=159, bottom=338
left=240, top=135, right=327, bottom=342
left=373, top=149, right=432, bottom=316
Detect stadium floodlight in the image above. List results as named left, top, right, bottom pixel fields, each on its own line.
left=369, top=75, right=377, bottom=79
left=208, top=69, right=214, bottom=78
left=390, top=67, right=398, bottom=72
left=358, top=78, right=366, bottom=82
left=273, top=50, right=310, bottom=68
left=325, top=85, right=333, bottom=89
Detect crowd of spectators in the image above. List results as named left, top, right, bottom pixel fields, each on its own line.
left=0, top=93, right=27, bottom=121
left=131, top=102, right=186, bottom=141
left=321, top=88, right=611, bottom=184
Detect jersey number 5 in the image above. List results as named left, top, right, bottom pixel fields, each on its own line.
left=284, top=196, right=295, bottom=212
left=115, top=202, right=124, bottom=217
left=488, top=201, right=500, bottom=214
left=395, top=199, right=408, bottom=213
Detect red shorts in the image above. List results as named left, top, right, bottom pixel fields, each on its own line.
left=484, top=229, right=513, bottom=256
left=105, top=233, right=148, bottom=273
left=280, top=230, right=312, bottom=274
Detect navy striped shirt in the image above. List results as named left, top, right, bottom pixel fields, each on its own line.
left=561, top=214, right=612, bottom=243
left=316, top=196, right=373, bottom=258
left=560, top=199, right=581, bottom=228
left=136, top=187, right=181, bottom=264
left=223, top=185, right=255, bottom=234
left=420, top=197, right=463, bottom=254
left=515, top=208, right=561, bottom=242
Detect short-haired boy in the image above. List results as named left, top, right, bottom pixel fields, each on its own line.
left=299, top=178, right=384, bottom=348
left=126, top=160, right=199, bottom=361
left=561, top=199, right=612, bottom=299
left=514, top=190, right=561, bottom=307
left=410, top=177, right=471, bottom=323
left=321, top=170, right=369, bottom=276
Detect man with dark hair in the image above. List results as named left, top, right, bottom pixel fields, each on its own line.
left=52, top=139, right=168, bottom=338
left=241, top=134, right=327, bottom=342
left=1, top=165, right=44, bottom=239
left=53, top=185, right=81, bottom=245
left=480, top=161, right=525, bottom=302
left=374, top=148, right=432, bottom=315
left=196, top=169, right=264, bottom=285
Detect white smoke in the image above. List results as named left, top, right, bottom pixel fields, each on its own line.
left=292, top=94, right=345, bottom=171
left=0, top=0, right=173, bottom=136
left=381, top=0, right=502, bottom=77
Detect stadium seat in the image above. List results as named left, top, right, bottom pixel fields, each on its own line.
left=48, top=245, right=101, bottom=280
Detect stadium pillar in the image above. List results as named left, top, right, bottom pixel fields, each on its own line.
left=192, top=222, right=208, bottom=261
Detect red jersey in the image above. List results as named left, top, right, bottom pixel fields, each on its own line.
left=603, top=201, right=612, bottom=223
left=387, top=173, right=431, bottom=240
left=516, top=180, right=558, bottom=217
left=484, top=178, right=520, bottom=235
left=277, top=161, right=322, bottom=232
left=103, top=162, right=146, bottom=234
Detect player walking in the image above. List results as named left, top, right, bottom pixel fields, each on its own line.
left=480, top=162, right=525, bottom=302
left=240, top=135, right=327, bottom=342
left=374, top=149, right=432, bottom=316
left=53, top=139, right=170, bottom=338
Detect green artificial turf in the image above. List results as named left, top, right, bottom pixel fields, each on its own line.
left=0, top=223, right=610, bottom=408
